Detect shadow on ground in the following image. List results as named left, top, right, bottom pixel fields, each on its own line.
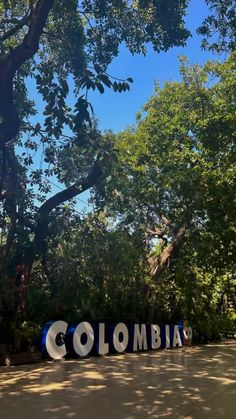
left=1, top=343, right=236, bottom=418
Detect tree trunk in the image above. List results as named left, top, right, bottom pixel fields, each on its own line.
left=151, top=224, right=189, bottom=282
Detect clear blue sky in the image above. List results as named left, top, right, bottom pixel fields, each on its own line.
left=86, top=0, right=217, bottom=133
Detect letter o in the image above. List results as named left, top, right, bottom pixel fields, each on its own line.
left=73, top=322, right=94, bottom=356
left=113, top=323, right=129, bottom=353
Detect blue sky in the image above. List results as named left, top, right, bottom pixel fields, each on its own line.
left=87, top=0, right=217, bottom=133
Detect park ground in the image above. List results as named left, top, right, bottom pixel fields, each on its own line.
left=0, top=343, right=236, bottom=418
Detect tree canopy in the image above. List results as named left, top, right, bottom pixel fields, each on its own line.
left=0, top=1, right=236, bottom=347
left=93, top=55, right=236, bottom=324
left=0, top=0, right=190, bottom=276
left=2, top=55, right=235, bottom=344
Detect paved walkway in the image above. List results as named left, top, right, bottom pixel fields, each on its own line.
left=1, top=343, right=236, bottom=418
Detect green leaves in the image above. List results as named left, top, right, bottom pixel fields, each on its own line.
left=112, top=77, right=133, bottom=93
left=197, top=0, right=236, bottom=53
left=1, top=0, right=190, bottom=160
left=94, top=64, right=103, bottom=74
left=79, top=69, right=132, bottom=96
left=113, top=81, right=131, bottom=93
left=100, top=55, right=236, bottom=288
left=96, top=82, right=105, bottom=94
left=97, top=74, right=112, bottom=88
left=74, top=95, right=91, bottom=130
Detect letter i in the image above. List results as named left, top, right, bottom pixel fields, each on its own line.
left=165, top=325, right=170, bottom=348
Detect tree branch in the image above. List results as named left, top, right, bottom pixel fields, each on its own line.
left=39, top=160, right=103, bottom=217
left=149, top=220, right=191, bottom=282
left=28, top=157, right=107, bottom=265
left=0, top=0, right=54, bottom=146
left=146, top=226, right=166, bottom=238
left=8, top=0, right=54, bottom=72
left=0, top=10, right=31, bottom=42
left=161, top=214, right=176, bottom=234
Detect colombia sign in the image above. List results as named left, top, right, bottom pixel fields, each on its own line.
left=39, top=320, right=192, bottom=359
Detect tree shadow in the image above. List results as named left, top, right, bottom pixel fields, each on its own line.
left=1, top=343, right=236, bottom=418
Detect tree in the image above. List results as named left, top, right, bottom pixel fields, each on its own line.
left=27, top=211, right=149, bottom=323
left=95, top=55, right=236, bottom=320
left=1, top=1, right=235, bottom=339
left=0, top=0, right=190, bottom=296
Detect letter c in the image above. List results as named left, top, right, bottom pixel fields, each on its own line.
left=43, top=320, right=68, bottom=359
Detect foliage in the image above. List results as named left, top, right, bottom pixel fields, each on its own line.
left=2, top=54, right=236, bottom=343
left=0, top=1, right=236, bottom=347
left=197, top=0, right=236, bottom=53
left=24, top=211, right=149, bottom=324
left=93, top=55, right=236, bottom=330
left=0, top=0, right=191, bottom=281
left=0, top=1, right=192, bottom=324
left=7, top=55, right=234, bottom=345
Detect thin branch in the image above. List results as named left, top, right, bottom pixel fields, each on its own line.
left=87, top=64, right=132, bottom=83
left=22, top=122, right=88, bottom=147
left=0, top=10, right=31, bottom=42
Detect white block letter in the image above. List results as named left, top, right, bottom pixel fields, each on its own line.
left=165, top=325, right=170, bottom=348
left=151, top=324, right=161, bottom=349
left=133, top=324, right=147, bottom=351
left=45, top=320, right=68, bottom=359
left=173, top=325, right=182, bottom=347
left=113, top=323, right=129, bottom=353
left=99, top=323, right=109, bottom=355
left=73, top=322, right=94, bottom=356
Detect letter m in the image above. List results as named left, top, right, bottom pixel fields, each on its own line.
left=133, top=324, right=147, bottom=351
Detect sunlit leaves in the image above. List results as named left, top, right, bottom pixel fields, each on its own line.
left=99, top=55, right=236, bottom=277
